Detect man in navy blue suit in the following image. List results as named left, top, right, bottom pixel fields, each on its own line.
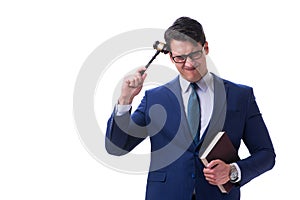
left=105, top=17, right=275, bottom=200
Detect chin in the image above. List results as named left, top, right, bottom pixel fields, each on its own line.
left=183, top=74, right=201, bottom=83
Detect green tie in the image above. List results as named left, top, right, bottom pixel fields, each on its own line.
left=187, top=83, right=201, bottom=143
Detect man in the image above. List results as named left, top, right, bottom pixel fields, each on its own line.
left=105, top=17, right=275, bottom=200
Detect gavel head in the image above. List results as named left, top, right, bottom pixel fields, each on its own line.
left=153, top=41, right=169, bottom=54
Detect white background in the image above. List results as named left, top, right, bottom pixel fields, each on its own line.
left=1, top=0, right=299, bottom=199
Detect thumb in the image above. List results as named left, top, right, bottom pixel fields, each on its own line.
left=142, top=72, right=147, bottom=81
left=207, top=160, right=220, bottom=168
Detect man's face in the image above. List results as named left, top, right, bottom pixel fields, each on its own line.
left=169, top=40, right=208, bottom=82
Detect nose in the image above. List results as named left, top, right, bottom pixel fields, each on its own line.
left=184, top=56, right=196, bottom=67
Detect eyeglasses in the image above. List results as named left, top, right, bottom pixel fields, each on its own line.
left=171, top=49, right=203, bottom=63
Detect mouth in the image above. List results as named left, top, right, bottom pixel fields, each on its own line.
left=183, top=66, right=198, bottom=71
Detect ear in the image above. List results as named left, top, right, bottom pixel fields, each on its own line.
left=204, top=42, right=209, bottom=55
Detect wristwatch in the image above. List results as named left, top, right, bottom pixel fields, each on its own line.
left=229, top=164, right=239, bottom=182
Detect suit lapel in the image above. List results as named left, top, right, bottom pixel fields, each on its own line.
left=148, top=77, right=199, bottom=171
left=198, top=74, right=229, bottom=155
left=164, top=76, right=196, bottom=150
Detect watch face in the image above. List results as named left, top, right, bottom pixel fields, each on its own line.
left=230, top=171, right=238, bottom=180
left=230, top=165, right=238, bottom=181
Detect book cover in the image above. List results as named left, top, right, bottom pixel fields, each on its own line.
left=199, top=131, right=240, bottom=193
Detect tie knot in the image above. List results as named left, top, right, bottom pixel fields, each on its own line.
left=190, top=83, right=198, bottom=90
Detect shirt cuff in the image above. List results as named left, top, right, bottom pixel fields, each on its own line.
left=115, top=104, right=132, bottom=116
left=231, top=162, right=242, bottom=183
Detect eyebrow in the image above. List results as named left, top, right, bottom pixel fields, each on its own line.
left=171, top=49, right=202, bottom=57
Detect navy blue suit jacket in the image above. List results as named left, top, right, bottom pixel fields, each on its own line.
left=105, top=74, right=275, bottom=200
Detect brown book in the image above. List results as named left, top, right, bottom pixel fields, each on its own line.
left=199, top=131, right=240, bottom=193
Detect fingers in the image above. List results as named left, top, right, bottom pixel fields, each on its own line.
left=203, top=160, right=230, bottom=185
left=206, top=159, right=222, bottom=168
left=119, top=67, right=147, bottom=105
left=126, top=67, right=147, bottom=88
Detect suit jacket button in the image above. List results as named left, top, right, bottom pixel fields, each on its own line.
left=191, top=173, right=195, bottom=179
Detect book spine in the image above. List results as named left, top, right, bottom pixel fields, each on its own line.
left=218, top=185, right=227, bottom=193
left=200, top=158, right=209, bottom=167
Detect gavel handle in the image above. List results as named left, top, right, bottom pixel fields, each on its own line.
left=140, top=50, right=160, bottom=75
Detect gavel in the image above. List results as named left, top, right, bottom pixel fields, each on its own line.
left=140, top=41, right=169, bottom=75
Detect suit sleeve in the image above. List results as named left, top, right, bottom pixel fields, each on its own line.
left=105, top=93, right=148, bottom=156
left=237, top=88, right=276, bottom=186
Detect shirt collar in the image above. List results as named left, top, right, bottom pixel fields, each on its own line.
left=179, top=72, right=214, bottom=93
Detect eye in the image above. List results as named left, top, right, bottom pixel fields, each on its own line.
left=173, top=56, right=186, bottom=63
left=175, top=56, right=185, bottom=61
left=189, top=51, right=202, bottom=59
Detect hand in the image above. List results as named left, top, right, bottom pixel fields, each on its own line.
left=203, top=159, right=230, bottom=185
left=118, top=67, right=147, bottom=105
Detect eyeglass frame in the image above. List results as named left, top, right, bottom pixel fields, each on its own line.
left=170, top=48, right=204, bottom=63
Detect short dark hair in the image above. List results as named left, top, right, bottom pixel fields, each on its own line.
left=164, top=17, right=206, bottom=49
